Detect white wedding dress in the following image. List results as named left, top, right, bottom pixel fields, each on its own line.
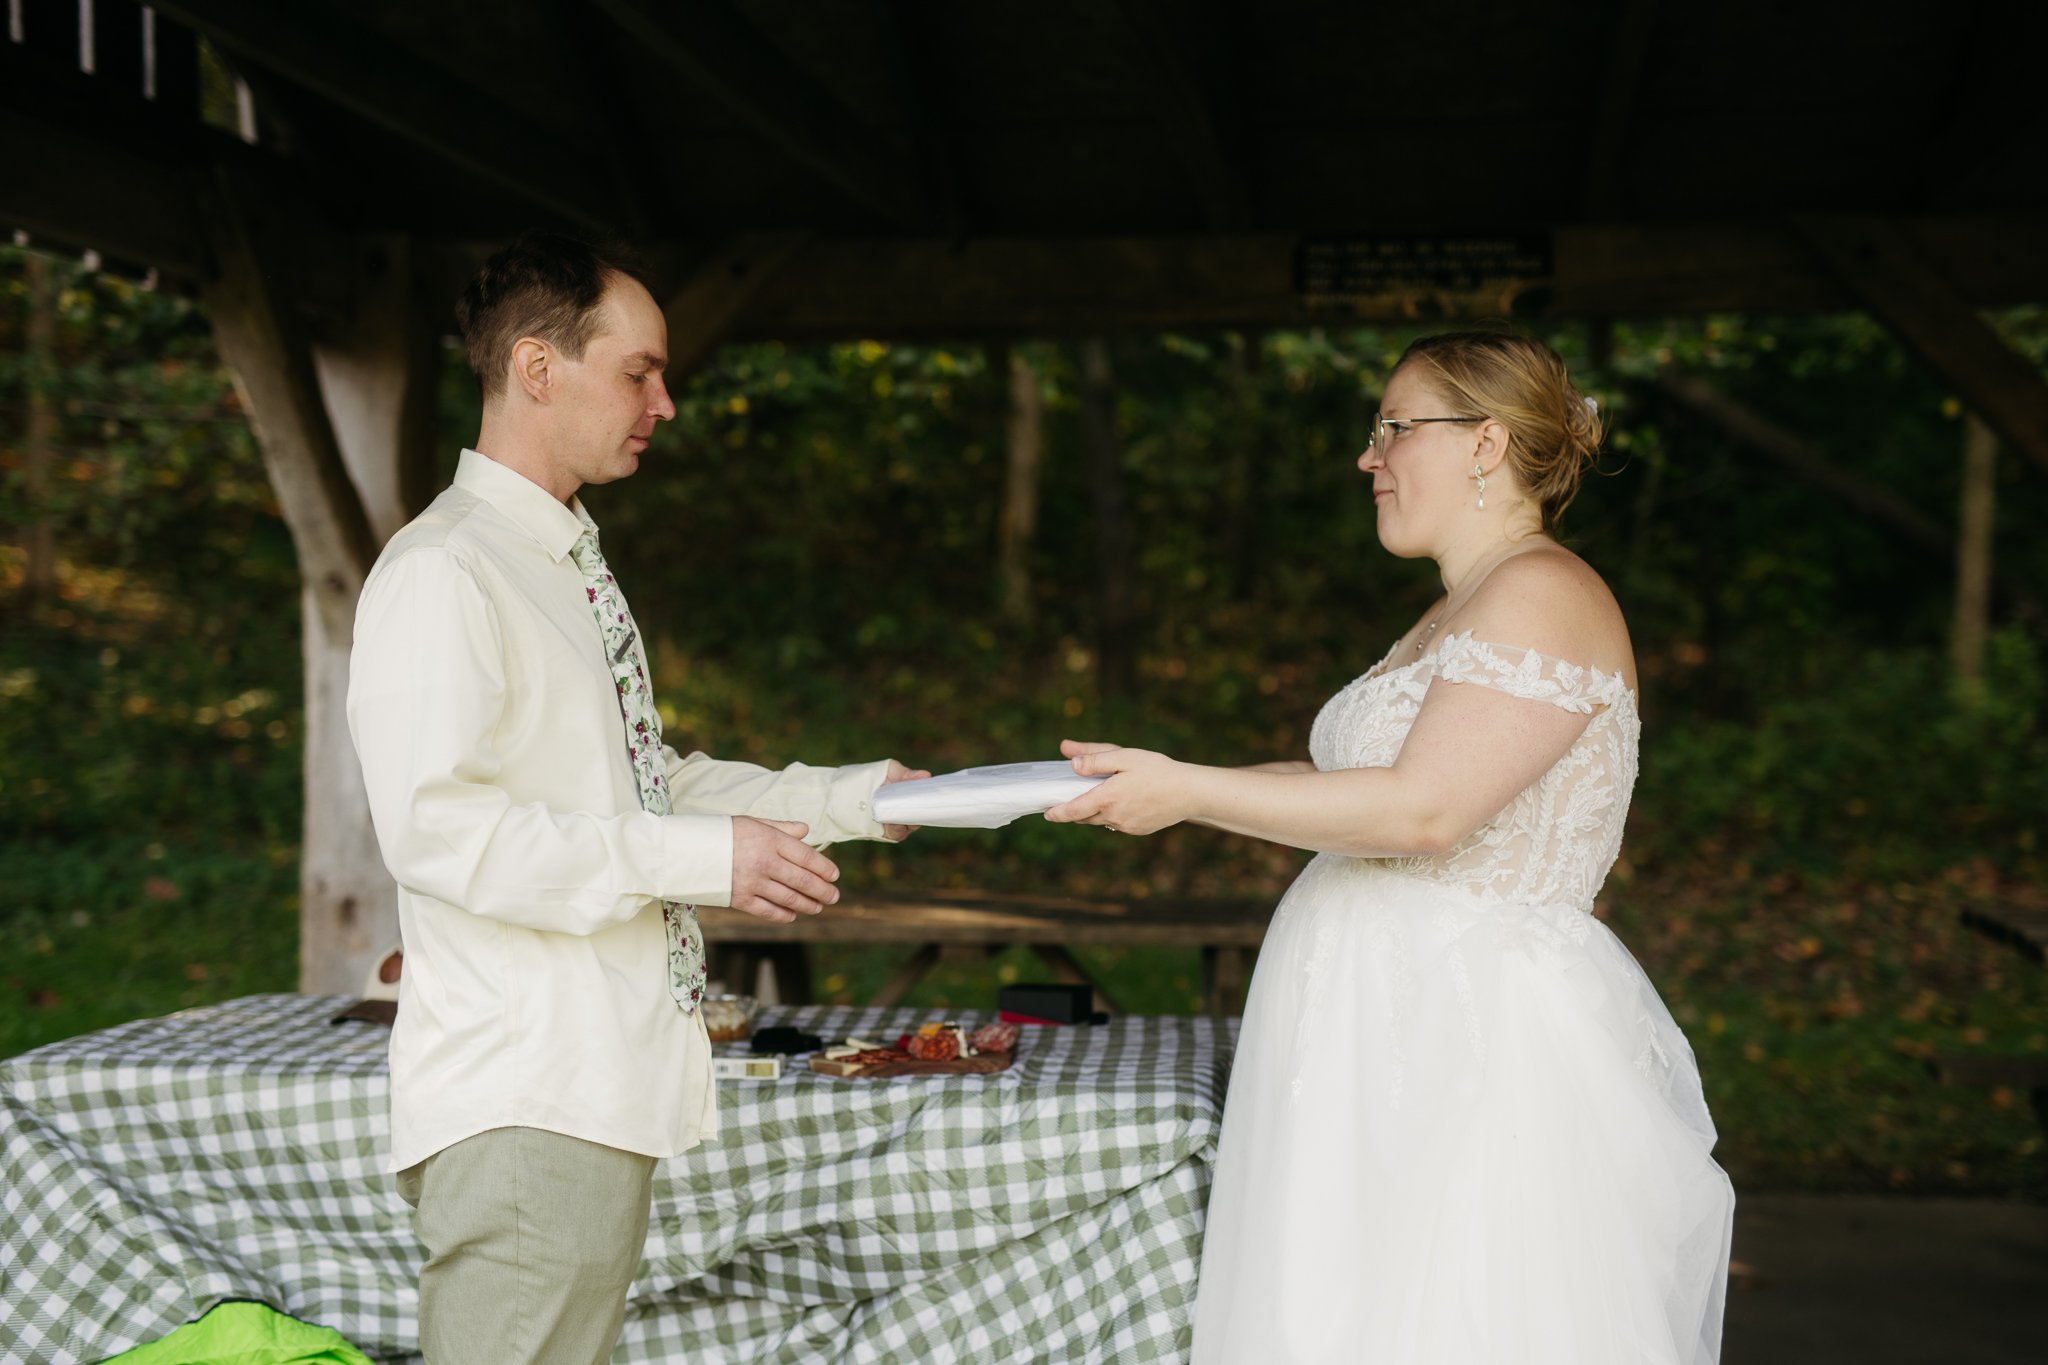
left=1191, top=632, right=1734, bottom=1365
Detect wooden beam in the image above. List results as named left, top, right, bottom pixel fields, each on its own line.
left=662, top=233, right=813, bottom=377
left=534, top=0, right=654, bottom=238
left=730, top=223, right=2048, bottom=340
left=732, top=235, right=1307, bottom=338
left=698, top=890, right=1275, bottom=948
left=0, top=105, right=207, bottom=278
left=195, top=165, right=377, bottom=645
left=194, top=165, right=398, bottom=997
left=1650, top=372, right=1954, bottom=559
left=1582, top=0, right=1662, bottom=221
left=1102, top=0, right=1252, bottom=231
left=151, top=0, right=613, bottom=230
left=585, top=0, right=931, bottom=230
left=1555, top=223, right=1853, bottom=315
left=1795, top=216, right=2048, bottom=476
left=877, top=0, right=963, bottom=238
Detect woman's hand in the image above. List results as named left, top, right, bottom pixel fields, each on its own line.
left=1043, top=738, right=1194, bottom=835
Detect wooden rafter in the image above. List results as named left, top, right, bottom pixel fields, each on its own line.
left=193, top=164, right=377, bottom=645
left=1582, top=0, right=1662, bottom=221
left=878, top=0, right=964, bottom=238
left=152, top=0, right=613, bottom=231
left=1102, top=0, right=1252, bottom=232
left=661, top=233, right=814, bottom=378
left=1796, top=216, right=2048, bottom=477
left=0, top=106, right=209, bottom=277
left=586, top=0, right=932, bottom=230
left=534, top=0, right=655, bottom=238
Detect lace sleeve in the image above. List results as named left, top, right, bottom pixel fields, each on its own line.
left=1429, top=632, right=1630, bottom=715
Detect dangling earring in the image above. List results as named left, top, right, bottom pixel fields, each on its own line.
left=1473, top=463, right=1487, bottom=510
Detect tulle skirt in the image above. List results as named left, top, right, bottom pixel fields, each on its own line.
left=1191, top=856, right=1734, bottom=1365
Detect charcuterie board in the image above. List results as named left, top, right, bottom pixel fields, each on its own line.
left=810, top=1050, right=1014, bottom=1079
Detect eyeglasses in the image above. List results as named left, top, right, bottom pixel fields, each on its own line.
left=1367, top=414, right=1482, bottom=453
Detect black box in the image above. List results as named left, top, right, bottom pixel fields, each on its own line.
left=998, top=983, right=1093, bottom=1025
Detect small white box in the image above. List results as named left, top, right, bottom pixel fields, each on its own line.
left=712, top=1055, right=783, bottom=1081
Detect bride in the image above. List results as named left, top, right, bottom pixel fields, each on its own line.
left=1046, top=331, right=1734, bottom=1364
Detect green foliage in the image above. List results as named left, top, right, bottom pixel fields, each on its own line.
left=2, top=245, right=2045, bottom=1192
left=0, top=247, right=302, bottom=843
left=0, top=838, right=298, bottom=1058
left=1635, top=630, right=2048, bottom=879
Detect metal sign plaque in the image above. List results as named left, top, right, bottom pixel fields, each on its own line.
left=1295, top=236, right=1553, bottom=303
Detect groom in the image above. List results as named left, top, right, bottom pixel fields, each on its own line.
left=347, top=233, right=923, bottom=1365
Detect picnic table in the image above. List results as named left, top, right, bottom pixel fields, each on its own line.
left=700, top=892, right=1275, bottom=1017
left=0, top=994, right=1235, bottom=1365
left=1948, top=901, right=2048, bottom=1135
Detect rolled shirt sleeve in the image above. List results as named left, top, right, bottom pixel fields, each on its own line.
left=349, top=548, right=733, bottom=935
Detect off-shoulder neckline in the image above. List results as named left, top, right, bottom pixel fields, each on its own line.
left=1361, top=630, right=1638, bottom=706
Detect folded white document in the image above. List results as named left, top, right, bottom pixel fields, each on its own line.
left=871, top=760, right=1107, bottom=829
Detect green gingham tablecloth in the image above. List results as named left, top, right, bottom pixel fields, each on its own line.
left=0, top=995, right=1236, bottom=1365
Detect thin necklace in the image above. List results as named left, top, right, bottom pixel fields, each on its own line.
left=1414, top=540, right=1528, bottom=652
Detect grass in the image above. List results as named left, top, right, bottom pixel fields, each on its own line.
left=0, top=838, right=297, bottom=1058
left=4, top=837, right=2044, bottom=1198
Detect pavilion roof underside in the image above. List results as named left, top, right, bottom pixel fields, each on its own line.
left=8, top=0, right=2048, bottom=331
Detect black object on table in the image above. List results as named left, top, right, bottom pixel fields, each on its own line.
left=750, top=1026, right=824, bottom=1055
left=998, top=983, right=1097, bottom=1025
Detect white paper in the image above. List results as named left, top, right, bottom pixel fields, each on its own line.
left=871, top=760, right=1106, bottom=829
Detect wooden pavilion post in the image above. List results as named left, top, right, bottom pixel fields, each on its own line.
left=197, top=172, right=425, bottom=996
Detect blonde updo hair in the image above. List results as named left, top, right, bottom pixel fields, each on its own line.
left=1395, top=331, right=1604, bottom=532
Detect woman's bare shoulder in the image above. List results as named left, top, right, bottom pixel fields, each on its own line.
left=1450, top=546, right=1636, bottom=686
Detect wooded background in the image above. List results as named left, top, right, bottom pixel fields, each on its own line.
left=2, top=243, right=2044, bottom=1195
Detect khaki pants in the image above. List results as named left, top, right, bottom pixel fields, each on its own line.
left=397, top=1126, right=657, bottom=1365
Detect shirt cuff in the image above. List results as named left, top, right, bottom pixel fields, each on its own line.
left=817, top=759, right=894, bottom=844
left=660, top=813, right=734, bottom=906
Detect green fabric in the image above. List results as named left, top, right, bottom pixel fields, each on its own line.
left=98, top=1301, right=373, bottom=1365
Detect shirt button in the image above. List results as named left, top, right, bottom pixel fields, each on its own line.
left=858, top=801, right=868, bottom=810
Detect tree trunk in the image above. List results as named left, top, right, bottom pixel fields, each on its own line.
left=1952, top=414, right=1997, bottom=684
left=997, top=343, right=1043, bottom=622
left=1222, top=333, right=1265, bottom=599
left=22, top=252, right=58, bottom=601
left=1077, top=339, right=1134, bottom=700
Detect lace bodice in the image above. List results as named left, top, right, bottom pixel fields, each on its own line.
left=1307, top=631, right=1639, bottom=912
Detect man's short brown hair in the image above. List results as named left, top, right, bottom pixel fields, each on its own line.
left=455, top=233, right=646, bottom=403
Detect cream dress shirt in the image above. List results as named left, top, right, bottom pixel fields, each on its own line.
left=348, top=450, right=891, bottom=1172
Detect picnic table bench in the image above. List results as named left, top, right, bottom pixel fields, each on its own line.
left=1944, top=902, right=2048, bottom=1134
left=699, top=891, right=1277, bottom=1017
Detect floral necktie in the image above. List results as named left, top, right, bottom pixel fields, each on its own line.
left=567, top=528, right=707, bottom=1013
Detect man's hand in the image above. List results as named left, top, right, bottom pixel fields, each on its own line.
left=878, top=758, right=931, bottom=842
left=731, top=817, right=841, bottom=923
